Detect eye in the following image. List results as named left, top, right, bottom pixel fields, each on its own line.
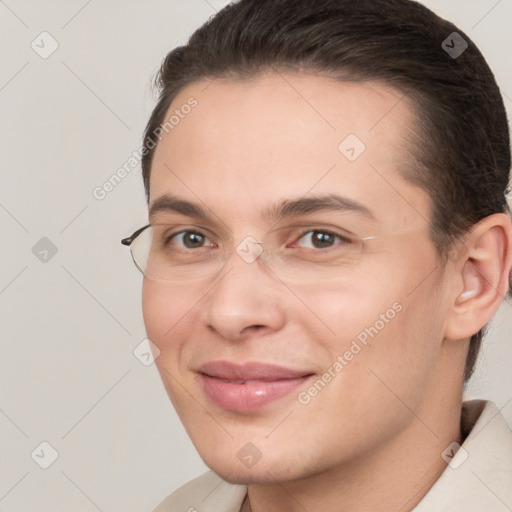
left=167, top=230, right=215, bottom=250
left=295, top=229, right=351, bottom=250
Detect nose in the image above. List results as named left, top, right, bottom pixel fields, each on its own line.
left=201, top=248, right=287, bottom=342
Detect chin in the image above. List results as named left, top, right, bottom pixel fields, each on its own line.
left=199, top=444, right=316, bottom=486
left=207, top=463, right=294, bottom=486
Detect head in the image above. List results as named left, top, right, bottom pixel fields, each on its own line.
left=136, top=0, right=512, bottom=485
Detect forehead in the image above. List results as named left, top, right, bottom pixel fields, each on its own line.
left=149, top=72, right=431, bottom=232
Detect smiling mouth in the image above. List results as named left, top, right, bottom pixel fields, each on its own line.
left=197, top=360, right=315, bottom=412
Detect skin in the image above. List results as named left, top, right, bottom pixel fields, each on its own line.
left=142, top=71, right=512, bottom=512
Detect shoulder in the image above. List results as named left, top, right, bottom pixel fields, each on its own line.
left=153, top=470, right=247, bottom=512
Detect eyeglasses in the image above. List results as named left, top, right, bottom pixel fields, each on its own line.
left=121, top=223, right=378, bottom=285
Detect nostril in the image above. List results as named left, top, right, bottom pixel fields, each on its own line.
left=248, top=325, right=271, bottom=336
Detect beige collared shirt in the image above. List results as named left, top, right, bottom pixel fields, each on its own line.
left=153, top=400, right=512, bottom=511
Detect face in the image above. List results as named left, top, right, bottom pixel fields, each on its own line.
left=142, top=72, right=454, bottom=484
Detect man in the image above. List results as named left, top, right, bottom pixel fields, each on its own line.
left=122, top=0, right=512, bottom=510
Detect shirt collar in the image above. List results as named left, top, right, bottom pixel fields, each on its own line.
left=412, top=399, right=512, bottom=511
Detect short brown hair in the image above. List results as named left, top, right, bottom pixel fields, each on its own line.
left=140, top=0, right=512, bottom=382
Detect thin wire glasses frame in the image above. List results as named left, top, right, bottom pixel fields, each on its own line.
left=121, top=222, right=380, bottom=285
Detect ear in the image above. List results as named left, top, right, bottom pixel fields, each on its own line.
left=444, top=213, right=512, bottom=341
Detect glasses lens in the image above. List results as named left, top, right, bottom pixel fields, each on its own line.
left=258, top=229, right=364, bottom=284
left=131, top=225, right=226, bottom=283
left=130, top=224, right=365, bottom=285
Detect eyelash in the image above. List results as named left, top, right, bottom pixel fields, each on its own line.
left=166, top=228, right=352, bottom=250
left=294, top=228, right=352, bottom=249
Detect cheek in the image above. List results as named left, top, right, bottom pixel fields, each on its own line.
left=142, top=280, right=194, bottom=406
left=142, top=280, right=201, bottom=350
left=301, top=276, right=395, bottom=346
left=142, top=279, right=209, bottom=409
left=310, top=264, right=443, bottom=401
left=142, top=280, right=168, bottom=348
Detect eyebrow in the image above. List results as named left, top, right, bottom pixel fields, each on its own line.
left=149, top=193, right=375, bottom=222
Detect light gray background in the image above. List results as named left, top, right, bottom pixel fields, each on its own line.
left=0, top=1, right=511, bottom=510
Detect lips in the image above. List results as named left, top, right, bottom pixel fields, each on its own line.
left=197, top=360, right=314, bottom=412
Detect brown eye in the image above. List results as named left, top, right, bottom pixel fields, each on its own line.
left=311, top=231, right=336, bottom=248
left=296, top=230, right=350, bottom=250
left=169, top=231, right=212, bottom=249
